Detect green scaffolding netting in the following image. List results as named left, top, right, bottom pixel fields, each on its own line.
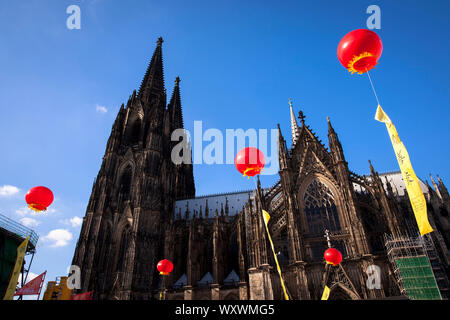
left=395, top=256, right=441, bottom=300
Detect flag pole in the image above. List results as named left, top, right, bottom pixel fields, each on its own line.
left=37, top=271, right=46, bottom=300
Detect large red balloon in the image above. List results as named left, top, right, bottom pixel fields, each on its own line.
left=157, top=259, right=173, bottom=275
left=234, top=147, right=265, bottom=178
left=337, top=29, right=383, bottom=74
left=324, top=248, right=343, bottom=266
left=25, top=186, right=54, bottom=212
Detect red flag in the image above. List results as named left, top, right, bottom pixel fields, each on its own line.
left=14, top=271, right=46, bottom=296
left=70, top=291, right=93, bottom=300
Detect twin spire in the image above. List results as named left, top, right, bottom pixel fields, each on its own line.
left=139, top=41, right=341, bottom=142
left=168, top=76, right=183, bottom=129
left=288, top=98, right=309, bottom=144
left=136, top=37, right=183, bottom=128
left=289, top=98, right=300, bottom=144
left=289, top=98, right=312, bottom=145
left=138, top=37, right=165, bottom=99
left=288, top=99, right=339, bottom=155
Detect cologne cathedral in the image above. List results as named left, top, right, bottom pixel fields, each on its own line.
left=72, top=38, right=450, bottom=300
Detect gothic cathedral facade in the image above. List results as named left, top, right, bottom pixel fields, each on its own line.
left=72, top=39, right=450, bottom=300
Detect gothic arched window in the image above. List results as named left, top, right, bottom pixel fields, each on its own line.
left=116, top=228, right=129, bottom=273
left=126, top=118, right=141, bottom=145
left=303, top=180, right=341, bottom=236
left=118, top=165, right=133, bottom=200
left=97, top=221, right=112, bottom=270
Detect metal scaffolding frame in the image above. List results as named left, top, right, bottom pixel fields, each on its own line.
left=0, top=212, right=39, bottom=300
left=384, top=233, right=442, bottom=300
left=0, top=213, right=39, bottom=249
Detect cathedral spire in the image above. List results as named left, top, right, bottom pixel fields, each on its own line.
left=437, top=174, right=449, bottom=196
left=278, top=123, right=288, bottom=170
left=327, top=116, right=334, bottom=133
left=289, top=98, right=299, bottom=144
left=225, top=197, right=229, bottom=217
left=168, top=76, right=183, bottom=129
left=298, top=110, right=306, bottom=127
left=138, top=37, right=165, bottom=103
left=384, top=176, right=395, bottom=198
left=327, top=116, right=344, bottom=162
left=368, top=160, right=377, bottom=177
left=430, top=174, right=443, bottom=201
left=277, top=123, right=284, bottom=144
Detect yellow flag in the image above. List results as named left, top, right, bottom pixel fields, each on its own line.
left=262, top=210, right=271, bottom=225
left=262, top=210, right=289, bottom=300
left=321, top=285, right=330, bottom=300
left=3, top=236, right=29, bottom=300
left=375, top=105, right=433, bottom=236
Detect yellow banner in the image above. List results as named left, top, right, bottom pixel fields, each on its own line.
left=262, top=210, right=289, bottom=300
left=321, top=285, right=330, bottom=300
left=375, top=105, right=433, bottom=236
left=3, top=236, right=29, bottom=300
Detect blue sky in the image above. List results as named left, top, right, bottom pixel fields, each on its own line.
left=0, top=0, right=449, bottom=297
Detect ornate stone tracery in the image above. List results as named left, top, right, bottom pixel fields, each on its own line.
left=303, top=180, right=341, bottom=236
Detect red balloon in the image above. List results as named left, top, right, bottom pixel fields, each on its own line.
left=25, top=186, right=54, bottom=212
left=337, top=29, right=383, bottom=74
left=157, top=259, right=173, bottom=275
left=324, top=248, right=343, bottom=266
left=234, top=147, right=265, bottom=178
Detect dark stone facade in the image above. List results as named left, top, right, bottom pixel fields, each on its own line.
left=72, top=39, right=450, bottom=300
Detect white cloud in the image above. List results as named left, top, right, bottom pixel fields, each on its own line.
left=69, top=216, right=82, bottom=227
left=16, top=207, right=32, bottom=216
left=60, top=216, right=83, bottom=228
left=0, top=185, right=20, bottom=196
left=41, top=229, right=73, bottom=248
left=16, top=206, right=56, bottom=217
left=96, top=104, right=107, bottom=114
left=20, top=217, right=41, bottom=228
left=18, top=272, right=39, bottom=286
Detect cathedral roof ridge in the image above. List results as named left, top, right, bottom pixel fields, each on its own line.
left=192, top=189, right=255, bottom=199
left=378, top=170, right=402, bottom=176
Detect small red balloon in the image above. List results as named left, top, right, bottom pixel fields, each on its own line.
left=234, top=147, right=265, bottom=178
left=157, top=259, right=173, bottom=275
left=337, top=29, right=383, bottom=74
left=25, top=186, right=54, bottom=212
left=324, top=248, right=343, bottom=266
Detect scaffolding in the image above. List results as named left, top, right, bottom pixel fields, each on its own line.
left=0, top=212, right=40, bottom=299
left=0, top=213, right=39, bottom=249
left=384, top=234, right=442, bottom=300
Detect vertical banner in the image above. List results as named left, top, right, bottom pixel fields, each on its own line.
left=3, top=236, right=29, bottom=300
left=375, top=105, right=433, bottom=235
left=321, top=285, right=330, bottom=300
left=262, top=210, right=289, bottom=300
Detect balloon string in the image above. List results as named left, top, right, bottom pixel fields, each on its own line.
left=366, top=69, right=381, bottom=106
left=251, top=176, right=257, bottom=193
